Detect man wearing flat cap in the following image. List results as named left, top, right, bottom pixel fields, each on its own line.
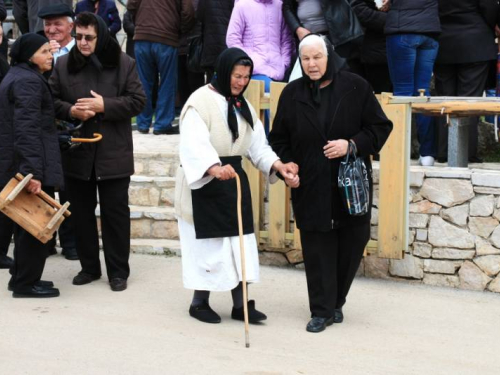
left=38, top=3, right=75, bottom=64
left=13, top=0, right=73, bottom=34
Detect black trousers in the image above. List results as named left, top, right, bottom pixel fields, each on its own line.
left=0, top=211, right=14, bottom=256
left=434, top=61, right=490, bottom=160
left=9, top=187, right=55, bottom=291
left=364, top=63, right=393, bottom=94
left=300, top=222, right=370, bottom=318
left=66, top=175, right=131, bottom=280
left=177, top=54, right=205, bottom=107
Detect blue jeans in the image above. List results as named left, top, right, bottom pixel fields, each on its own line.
left=251, top=74, right=272, bottom=135
left=134, top=41, right=178, bottom=132
left=386, top=34, right=439, bottom=157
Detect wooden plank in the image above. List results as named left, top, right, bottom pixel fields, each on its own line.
left=378, top=102, right=410, bottom=259
left=412, top=102, right=500, bottom=116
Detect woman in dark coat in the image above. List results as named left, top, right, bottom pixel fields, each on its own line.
left=269, top=34, right=392, bottom=333
left=0, top=33, right=64, bottom=298
left=49, top=12, right=146, bottom=292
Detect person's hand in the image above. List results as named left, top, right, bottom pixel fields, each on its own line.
left=496, top=25, right=500, bottom=37
left=75, top=90, right=105, bottom=113
left=70, top=106, right=96, bottom=121
left=296, top=27, right=311, bottom=41
left=0, top=25, right=3, bottom=45
left=272, top=160, right=298, bottom=177
left=381, top=0, right=390, bottom=12
left=207, top=164, right=237, bottom=180
left=284, top=173, right=300, bottom=188
left=324, top=139, right=349, bottom=159
left=26, top=179, right=42, bottom=195
left=49, top=39, right=61, bottom=54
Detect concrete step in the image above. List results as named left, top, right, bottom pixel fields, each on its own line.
left=121, top=238, right=180, bottom=257
left=129, top=175, right=176, bottom=207
left=96, top=205, right=179, bottom=241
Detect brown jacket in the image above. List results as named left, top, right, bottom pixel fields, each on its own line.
left=127, top=0, right=195, bottom=47
left=49, top=41, right=146, bottom=182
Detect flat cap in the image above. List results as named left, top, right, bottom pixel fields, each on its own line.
left=38, top=3, right=74, bottom=19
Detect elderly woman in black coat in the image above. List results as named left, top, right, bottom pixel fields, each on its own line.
left=269, top=34, right=392, bottom=333
left=0, top=33, right=63, bottom=298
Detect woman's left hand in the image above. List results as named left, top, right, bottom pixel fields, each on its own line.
left=75, top=90, right=105, bottom=113
left=323, top=139, right=349, bottom=159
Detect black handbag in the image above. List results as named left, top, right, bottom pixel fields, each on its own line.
left=337, top=140, right=370, bottom=216
left=187, top=35, right=204, bottom=73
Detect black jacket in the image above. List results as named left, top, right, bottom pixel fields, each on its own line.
left=282, top=0, right=364, bottom=48
left=385, top=0, right=441, bottom=36
left=197, top=0, right=233, bottom=69
left=269, top=71, right=392, bottom=231
left=436, top=0, right=498, bottom=64
left=123, top=11, right=135, bottom=59
left=351, top=0, right=387, bottom=64
left=0, top=63, right=63, bottom=188
left=49, top=41, right=146, bottom=182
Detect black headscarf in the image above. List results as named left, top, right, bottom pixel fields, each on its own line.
left=69, top=12, right=116, bottom=73
left=299, top=34, right=347, bottom=105
left=9, top=33, right=49, bottom=67
left=211, top=48, right=254, bottom=142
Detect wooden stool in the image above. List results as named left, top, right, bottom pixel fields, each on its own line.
left=0, top=173, right=71, bottom=244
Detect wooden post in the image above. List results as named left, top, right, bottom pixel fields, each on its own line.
left=378, top=94, right=410, bottom=259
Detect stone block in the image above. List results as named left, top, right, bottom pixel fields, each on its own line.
left=371, top=207, right=378, bottom=225
left=409, top=213, right=429, bottom=229
left=469, top=195, right=495, bottom=217
left=364, top=256, right=389, bottom=279
left=493, top=208, right=500, bottom=222
left=408, top=230, right=415, bottom=247
left=488, top=275, right=500, bottom=293
left=474, top=186, right=500, bottom=195
left=134, top=161, right=144, bottom=174
left=149, top=160, right=178, bottom=177
left=409, top=200, right=441, bottom=214
left=370, top=225, right=378, bottom=241
left=131, top=219, right=152, bottom=238
left=420, top=178, right=474, bottom=208
left=424, top=259, right=461, bottom=274
left=432, top=248, right=475, bottom=260
left=423, top=273, right=460, bottom=288
left=389, top=254, right=424, bottom=279
left=475, top=237, right=500, bottom=256
left=415, top=229, right=428, bottom=242
left=441, top=204, right=469, bottom=227
left=285, top=249, right=303, bottom=264
left=428, top=216, right=475, bottom=249
left=151, top=221, right=179, bottom=240
left=413, top=242, right=432, bottom=258
left=411, top=191, right=424, bottom=203
left=372, top=187, right=379, bottom=207
left=372, top=167, right=379, bottom=184
left=468, top=217, right=499, bottom=238
left=409, top=170, right=425, bottom=187
left=160, top=188, right=175, bottom=207
left=489, top=225, right=500, bottom=249
left=471, top=171, right=500, bottom=188
left=129, top=186, right=160, bottom=206
left=473, top=255, right=500, bottom=277
left=424, top=168, right=471, bottom=179
left=259, top=251, right=289, bottom=267
left=458, top=261, right=492, bottom=291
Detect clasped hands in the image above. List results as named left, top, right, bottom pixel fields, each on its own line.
left=70, top=90, right=104, bottom=122
left=207, top=160, right=300, bottom=188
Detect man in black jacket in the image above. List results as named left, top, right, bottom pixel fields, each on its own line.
left=434, top=0, right=499, bottom=163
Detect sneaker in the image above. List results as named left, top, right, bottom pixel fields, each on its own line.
left=419, top=155, right=435, bottom=166
left=189, top=301, right=221, bottom=323
left=231, top=300, right=267, bottom=323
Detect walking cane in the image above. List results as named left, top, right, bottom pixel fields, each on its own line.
left=235, top=173, right=250, bottom=348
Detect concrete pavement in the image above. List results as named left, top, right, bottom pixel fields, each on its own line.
left=1, top=253, right=499, bottom=375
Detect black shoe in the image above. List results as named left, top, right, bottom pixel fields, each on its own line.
left=47, top=247, right=57, bottom=257
left=153, top=127, right=179, bottom=135
left=8, top=279, right=54, bottom=292
left=469, top=156, right=483, bottom=163
left=73, top=272, right=100, bottom=285
left=61, top=248, right=79, bottom=261
left=138, top=128, right=150, bottom=134
left=189, top=301, right=221, bottom=324
left=231, top=300, right=267, bottom=323
left=437, top=157, right=447, bottom=163
left=109, top=278, right=127, bottom=292
left=306, top=316, right=334, bottom=333
left=334, top=308, right=344, bottom=323
left=0, top=254, right=13, bottom=269
left=12, top=285, right=60, bottom=298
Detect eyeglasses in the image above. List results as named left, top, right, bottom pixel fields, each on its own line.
left=75, top=34, right=97, bottom=42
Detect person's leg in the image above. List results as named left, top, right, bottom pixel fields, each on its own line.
left=230, top=281, right=267, bottom=323
left=66, top=176, right=102, bottom=278
left=434, top=63, right=458, bottom=161
left=134, top=41, right=156, bottom=132
left=192, top=290, right=210, bottom=306
left=152, top=42, right=178, bottom=132
left=456, top=62, right=490, bottom=161
left=58, top=188, right=78, bottom=260
left=0, top=211, right=14, bottom=268
left=386, top=34, right=418, bottom=97
left=98, top=177, right=131, bottom=282
left=335, top=222, right=371, bottom=309
left=300, top=230, right=338, bottom=318
left=414, top=36, right=439, bottom=158
left=364, top=64, right=393, bottom=94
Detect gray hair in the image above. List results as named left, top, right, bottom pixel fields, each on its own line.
left=43, top=16, right=74, bottom=26
left=298, top=35, right=328, bottom=57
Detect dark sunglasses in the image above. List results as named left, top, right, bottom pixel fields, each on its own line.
left=75, top=34, right=97, bottom=42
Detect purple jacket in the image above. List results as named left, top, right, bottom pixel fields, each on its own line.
left=226, top=0, right=294, bottom=81
left=75, top=0, right=122, bottom=36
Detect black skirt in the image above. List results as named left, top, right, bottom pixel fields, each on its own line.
left=191, top=156, right=254, bottom=239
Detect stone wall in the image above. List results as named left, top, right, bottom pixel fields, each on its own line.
left=258, top=165, right=500, bottom=294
